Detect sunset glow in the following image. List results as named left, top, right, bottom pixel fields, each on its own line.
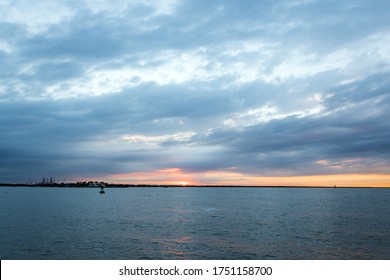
left=96, top=170, right=390, bottom=187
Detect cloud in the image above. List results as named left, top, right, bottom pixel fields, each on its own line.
left=0, top=0, right=389, bottom=185
left=0, top=0, right=74, bottom=34
left=191, top=72, right=390, bottom=175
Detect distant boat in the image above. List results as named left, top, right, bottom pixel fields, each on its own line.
left=100, top=186, right=105, bottom=194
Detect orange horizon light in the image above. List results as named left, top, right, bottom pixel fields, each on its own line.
left=91, top=170, right=390, bottom=188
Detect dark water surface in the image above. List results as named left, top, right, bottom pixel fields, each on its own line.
left=0, top=186, right=389, bottom=259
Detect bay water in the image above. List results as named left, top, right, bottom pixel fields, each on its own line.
left=0, top=186, right=389, bottom=259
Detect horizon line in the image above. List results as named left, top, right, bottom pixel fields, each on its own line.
left=1, top=182, right=389, bottom=189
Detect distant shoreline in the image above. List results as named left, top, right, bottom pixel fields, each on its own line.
left=0, top=183, right=387, bottom=188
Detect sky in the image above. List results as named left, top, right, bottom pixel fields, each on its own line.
left=1, top=0, right=390, bottom=186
